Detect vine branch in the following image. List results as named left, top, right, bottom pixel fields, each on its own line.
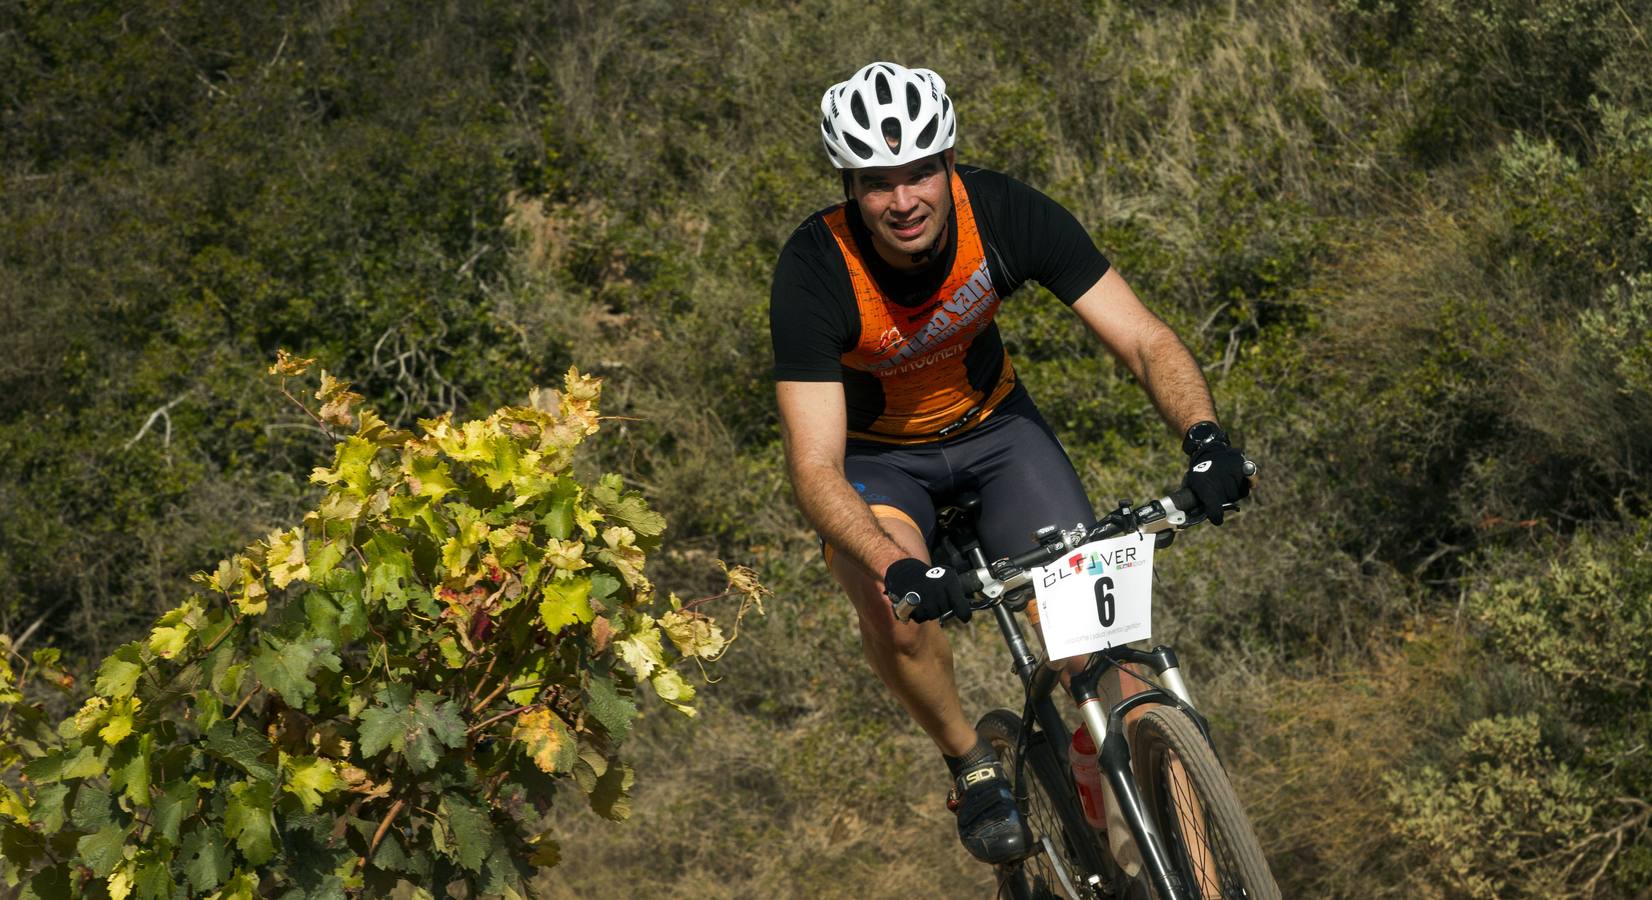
left=468, top=702, right=544, bottom=736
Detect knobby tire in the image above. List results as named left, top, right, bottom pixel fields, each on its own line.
left=1131, top=707, right=1280, bottom=900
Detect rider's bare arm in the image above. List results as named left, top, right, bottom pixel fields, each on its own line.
left=776, top=380, right=912, bottom=580
left=1070, top=268, right=1218, bottom=435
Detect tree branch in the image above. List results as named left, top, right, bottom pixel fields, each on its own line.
left=368, top=798, right=407, bottom=856
left=124, top=390, right=195, bottom=451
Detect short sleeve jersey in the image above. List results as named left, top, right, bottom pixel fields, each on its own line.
left=770, top=165, right=1110, bottom=443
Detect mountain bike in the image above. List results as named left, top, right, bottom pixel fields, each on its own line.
left=894, top=479, right=1280, bottom=900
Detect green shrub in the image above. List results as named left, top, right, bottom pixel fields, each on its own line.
left=0, top=359, right=761, bottom=898
left=1387, top=714, right=1601, bottom=899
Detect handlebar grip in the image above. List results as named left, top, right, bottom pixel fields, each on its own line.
left=890, top=591, right=920, bottom=623
left=1168, top=453, right=1257, bottom=518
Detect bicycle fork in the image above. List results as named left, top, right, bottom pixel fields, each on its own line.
left=1068, top=649, right=1205, bottom=900
left=974, top=543, right=1205, bottom=900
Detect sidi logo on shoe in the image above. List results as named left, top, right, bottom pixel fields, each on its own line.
left=1193, top=460, right=1213, bottom=472
left=962, top=765, right=998, bottom=788
left=926, top=566, right=947, bottom=579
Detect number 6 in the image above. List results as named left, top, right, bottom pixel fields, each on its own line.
left=1095, top=576, right=1116, bottom=627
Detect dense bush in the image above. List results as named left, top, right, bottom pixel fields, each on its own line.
left=0, top=359, right=757, bottom=897
left=1388, top=518, right=1652, bottom=896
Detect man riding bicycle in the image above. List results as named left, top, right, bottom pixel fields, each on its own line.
left=769, top=61, right=1251, bottom=866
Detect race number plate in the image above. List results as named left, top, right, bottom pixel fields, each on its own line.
left=1031, top=534, right=1154, bottom=661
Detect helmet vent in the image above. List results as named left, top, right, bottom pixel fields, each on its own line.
left=881, top=118, right=902, bottom=152
left=916, top=115, right=938, bottom=150
left=818, top=62, right=958, bottom=170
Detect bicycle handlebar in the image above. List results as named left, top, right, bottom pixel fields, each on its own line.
left=891, top=457, right=1256, bottom=623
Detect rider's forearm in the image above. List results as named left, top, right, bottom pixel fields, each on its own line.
left=786, top=458, right=911, bottom=580
left=1133, top=325, right=1219, bottom=436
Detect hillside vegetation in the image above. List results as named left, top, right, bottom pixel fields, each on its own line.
left=2, top=0, right=1649, bottom=897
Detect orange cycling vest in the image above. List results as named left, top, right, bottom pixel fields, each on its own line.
left=824, top=169, right=1017, bottom=444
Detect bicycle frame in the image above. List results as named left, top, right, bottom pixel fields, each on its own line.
left=960, top=542, right=1214, bottom=900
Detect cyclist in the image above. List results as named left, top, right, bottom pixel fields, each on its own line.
left=769, top=61, right=1251, bottom=865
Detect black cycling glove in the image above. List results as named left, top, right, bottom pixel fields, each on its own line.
left=884, top=557, right=969, bottom=623
left=1182, top=443, right=1252, bottom=526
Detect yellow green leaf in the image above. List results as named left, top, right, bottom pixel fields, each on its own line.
left=355, top=408, right=413, bottom=446
left=95, top=644, right=145, bottom=700
left=98, top=697, right=142, bottom=746
left=148, top=598, right=204, bottom=659
left=226, top=557, right=269, bottom=615
left=279, top=753, right=340, bottom=813
left=538, top=578, right=594, bottom=633
left=265, top=527, right=310, bottom=589
left=659, top=609, right=726, bottom=659
left=307, top=538, right=347, bottom=581
left=208, top=871, right=258, bottom=900
left=440, top=507, right=491, bottom=579
left=650, top=667, right=696, bottom=716
left=0, top=784, right=28, bottom=823
left=67, top=696, right=110, bottom=738
left=312, top=435, right=381, bottom=496
left=224, top=780, right=277, bottom=865
left=472, top=431, right=523, bottom=491
left=572, top=501, right=601, bottom=539
left=599, top=526, right=651, bottom=593
left=511, top=708, right=576, bottom=774
left=108, top=861, right=135, bottom=900
left=614, top=617, right=665, bottom=679
left=542, top=537, right=588, bottom=574
left=0, top=636, right=19, bottom=703
left=406, top=453, right=459, bottom=501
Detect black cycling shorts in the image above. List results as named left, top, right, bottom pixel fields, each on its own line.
left=841, top=385, right=1096, bottom=561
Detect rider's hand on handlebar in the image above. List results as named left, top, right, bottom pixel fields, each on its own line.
left=885, top=557, right=969, bottom=623
left=1182, top=444, right=1253, bottom=526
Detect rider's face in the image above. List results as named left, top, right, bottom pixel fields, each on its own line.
left=849, top=151, right=954, bottom=269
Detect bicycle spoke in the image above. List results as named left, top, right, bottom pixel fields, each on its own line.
left=1139, top=710, right=1279, bottom=900
left=979, top=709, right=1116, bottom=900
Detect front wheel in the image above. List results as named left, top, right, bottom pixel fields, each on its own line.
left=1131, top=706, right=1279, bottom=900
left=977, top=709, right=1122, bottom=900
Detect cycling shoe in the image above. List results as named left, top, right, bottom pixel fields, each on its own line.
left=947, top=760, right=1034, bottom=864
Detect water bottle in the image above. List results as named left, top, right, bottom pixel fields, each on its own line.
left=1070, top=724, right=1107, bottom=829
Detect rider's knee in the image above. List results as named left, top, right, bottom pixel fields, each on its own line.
left=857, top=607, right=933, bottom=660
left=884, top=620, right=933, bottom=659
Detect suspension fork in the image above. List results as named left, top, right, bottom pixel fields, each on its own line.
left=1068, top=662, right=1196, bottom=900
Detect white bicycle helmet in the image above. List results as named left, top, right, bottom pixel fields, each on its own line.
left=820, top=61, right=957, bottom=169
